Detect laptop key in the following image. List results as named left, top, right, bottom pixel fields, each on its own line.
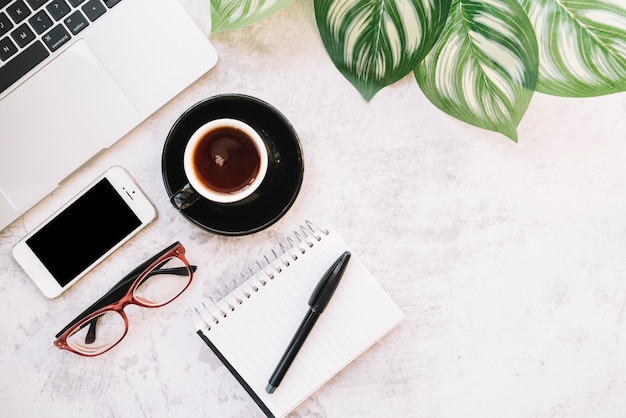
left=0, top=0, right=11, bottom=9
left=47, top=0, right=71, bottom=21
left=0, top=40, right=49, bottom=94
left=25, top=0, right=48, bottom=10
left=82, top=0, right=106, bottom=22
left=104, top=0, right=120, bottom=7
left=11, top=23, right=35, bottom=48
left=0, top=36, right=18, bottom=61
left=63, top=10, right=88, bottom=35
left=68, top=0, right=86, bottom=6
left=0, top=12, right=14, bottom=37
left=7, top=0, right=32, bottom=24
left=42, top=23, right=69, bottom=52
left=29, top=10, right=53, bottom=34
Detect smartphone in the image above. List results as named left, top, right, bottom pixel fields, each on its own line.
left=12, top=166, right=157, bottom=298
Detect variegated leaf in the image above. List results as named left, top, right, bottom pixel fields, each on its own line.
left=521, top=0, right=626, bottom=97
left=415, top=0, right=538, bottom=141
left=315, top=0, right=452, bottom=101
left=210, top=0, right=295, bottom=33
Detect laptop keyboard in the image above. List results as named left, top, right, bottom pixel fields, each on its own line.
left=0, top=0, right=121, bottom=94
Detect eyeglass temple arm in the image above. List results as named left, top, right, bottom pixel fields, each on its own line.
left=55, top=242, right=192, bottom=338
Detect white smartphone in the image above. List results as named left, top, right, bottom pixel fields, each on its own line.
left=13, top=166, right=157, bottom=298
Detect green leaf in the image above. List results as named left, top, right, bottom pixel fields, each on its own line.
left=210, top=0, right=295, bottom=33
left=314, top=0, right=452, bottom=101
left=415, top=0, right=538, bottom=141
left=521, top=0, right=626, bottom=97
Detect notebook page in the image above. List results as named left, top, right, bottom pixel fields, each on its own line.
left=196, top=225, right=403, bottom=417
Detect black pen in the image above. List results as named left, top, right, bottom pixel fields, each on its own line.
left=265, top=251, right=351, bottom=394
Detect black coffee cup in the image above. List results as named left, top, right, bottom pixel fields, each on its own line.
left=170, top=118, right=269, bottom=210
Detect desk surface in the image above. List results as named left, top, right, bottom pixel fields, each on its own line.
left=3, top=1, right=626, bottom=417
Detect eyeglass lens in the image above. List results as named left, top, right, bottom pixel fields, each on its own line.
left=64, top=256, right=191, bottom=355
left=134, top=256, right=191, bottom=306
left=66, top=311, right=126, bottom=355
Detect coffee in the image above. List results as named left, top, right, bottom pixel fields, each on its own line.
left=191, top=127, right=261, bottom=193
left=177, top=118, right=269, bottom=206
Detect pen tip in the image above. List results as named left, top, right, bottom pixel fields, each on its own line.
left=266, top=384, right=276, bottom=394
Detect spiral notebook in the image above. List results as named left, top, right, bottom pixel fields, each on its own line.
left=194, top=222, right=403, bottom=417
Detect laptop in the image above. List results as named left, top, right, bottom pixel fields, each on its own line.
left=0, top=0, right=218, bottom=231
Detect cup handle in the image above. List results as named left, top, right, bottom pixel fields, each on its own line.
left=170, top=183, right=201, bottom=210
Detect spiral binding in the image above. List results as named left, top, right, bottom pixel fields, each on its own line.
left=194, top=221, right=329, bottom=331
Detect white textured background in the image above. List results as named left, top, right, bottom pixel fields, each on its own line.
left=2, top=1, right=626, bottom=417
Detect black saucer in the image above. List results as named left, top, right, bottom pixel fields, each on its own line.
left=161, top=94, right=304, bottom=236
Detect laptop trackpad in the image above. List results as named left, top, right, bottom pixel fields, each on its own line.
left=0, top=40, right=139, bottom=210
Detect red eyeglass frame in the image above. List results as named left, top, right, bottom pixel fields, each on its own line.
left=54, top=242, right=194, bottom=356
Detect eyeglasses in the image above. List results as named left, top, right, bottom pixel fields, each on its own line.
left=54, top=242, right=196, bottom=356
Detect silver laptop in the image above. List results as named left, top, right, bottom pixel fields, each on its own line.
left=0, top=0, right=218, bottom=231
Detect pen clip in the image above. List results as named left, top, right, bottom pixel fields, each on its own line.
left=309, top=251, right=351, bottom=312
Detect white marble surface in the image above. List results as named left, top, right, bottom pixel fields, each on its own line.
left=3, top=1, right=626, bottom=417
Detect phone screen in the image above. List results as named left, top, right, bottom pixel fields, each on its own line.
left=26, top=178, right=141, bottom=287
